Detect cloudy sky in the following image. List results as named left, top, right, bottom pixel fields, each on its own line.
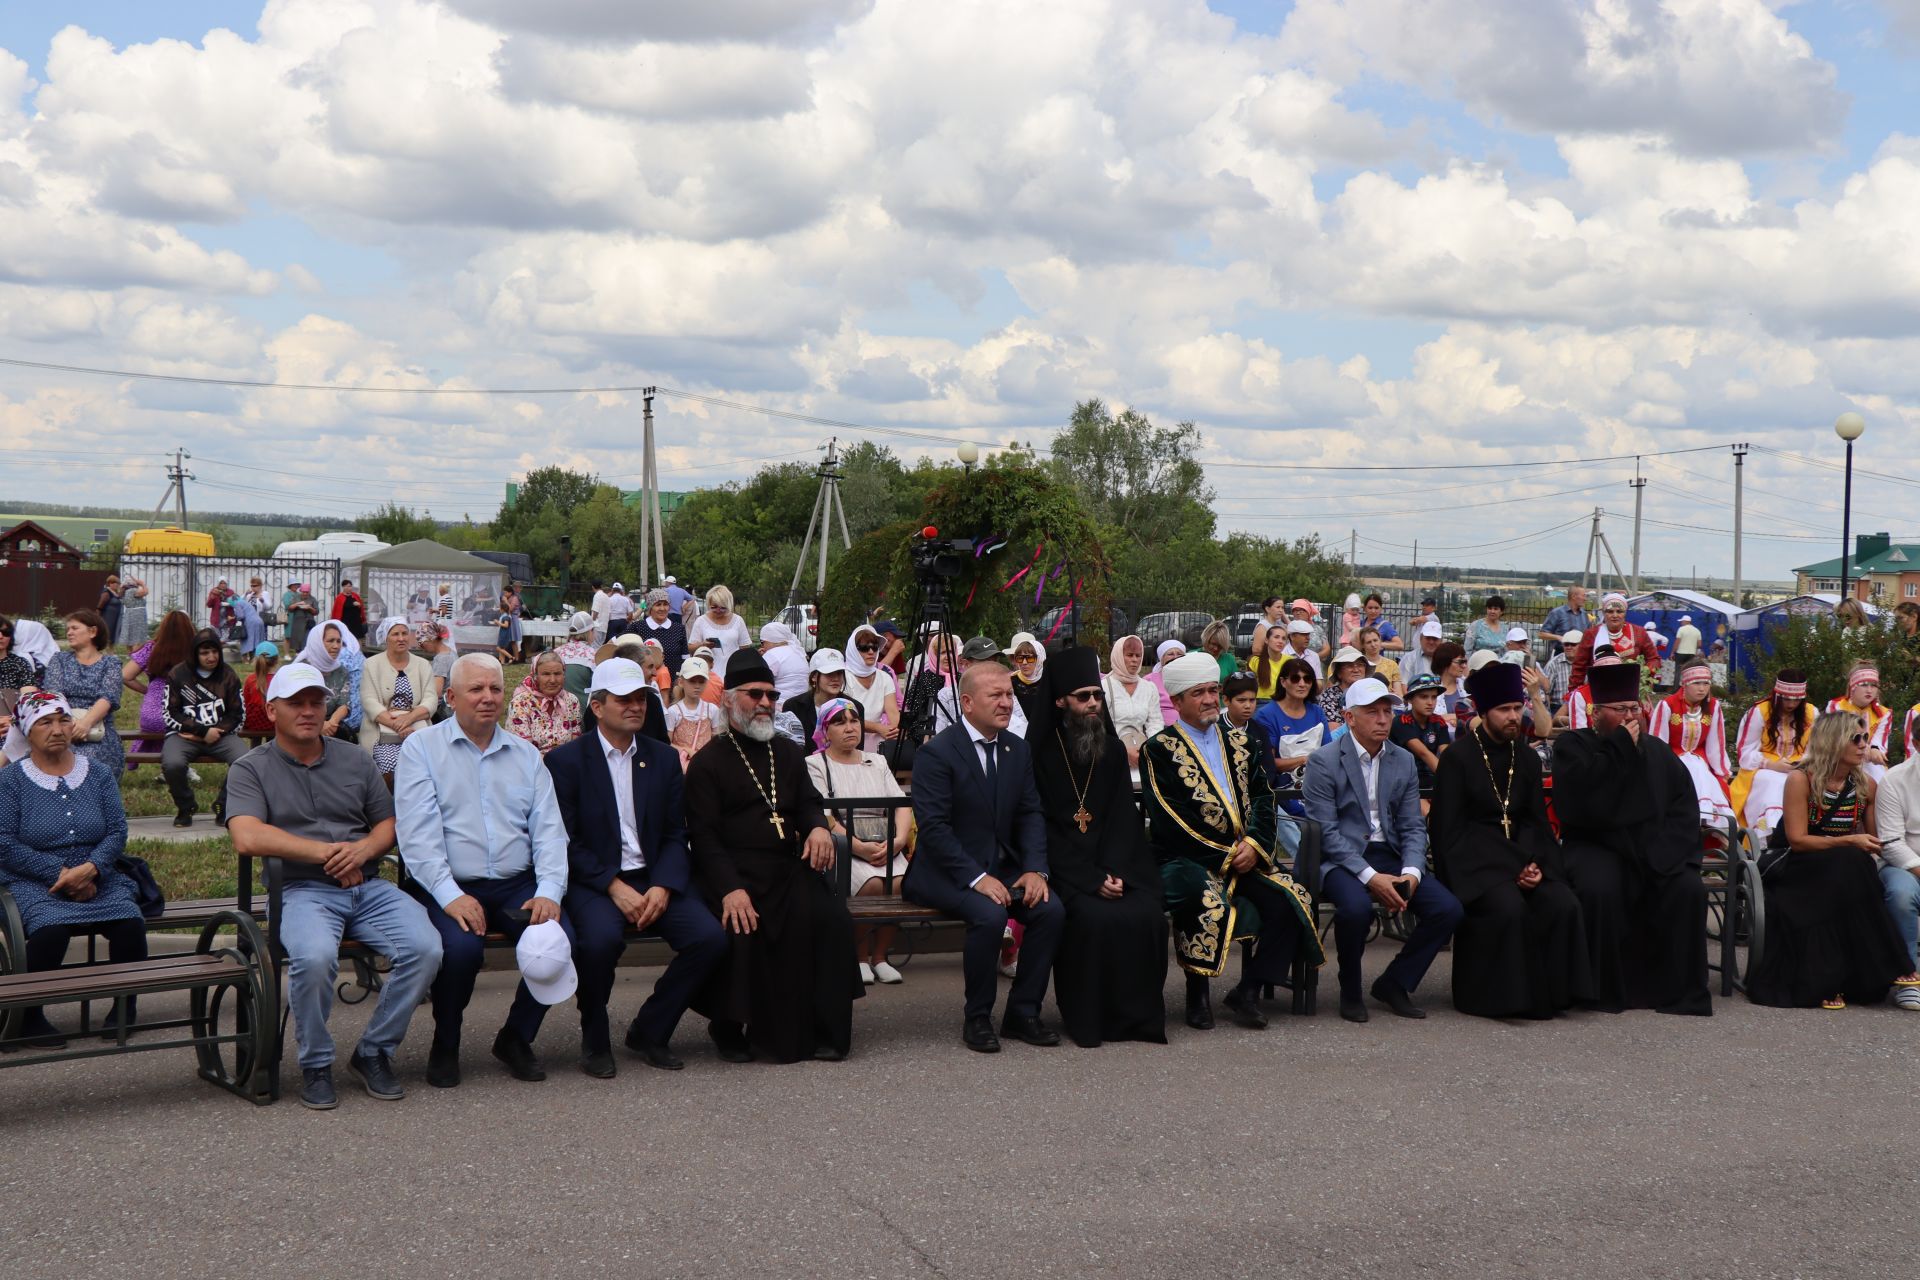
left=1, top=0, right=1916, bottom=583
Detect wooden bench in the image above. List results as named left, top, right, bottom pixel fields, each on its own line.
left=0, top=890, right=277, bottom=1103
left=124, top=730, right=272, bottom=771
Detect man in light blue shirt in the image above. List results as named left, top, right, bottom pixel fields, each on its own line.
left=397, top=653, right=574, bottom=1089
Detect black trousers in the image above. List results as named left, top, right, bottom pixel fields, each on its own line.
left=907, top=873, right=1065, bottom=1020
left=565, top=872, right=726, bottom=1052
left=24, top=917, right=148, bottom=1022
left=418, top=870, right=575, bottom=1049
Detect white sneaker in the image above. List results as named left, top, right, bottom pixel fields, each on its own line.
left=188, top=767, right=203, bottom=783
left=998, top=958, right=1018, bottom=980
left=873, top=961, right=903, bottom=985
left=859, top=962, right=876, bottom=986
left=1895, top=986, right=1920, bottom=1011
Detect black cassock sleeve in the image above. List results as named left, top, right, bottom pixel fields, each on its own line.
left=682, top=751, right=744, bottom=902
left=1642, top=742, right=1706, bottom=877
left=1551, top=727, right=1654, bottom=835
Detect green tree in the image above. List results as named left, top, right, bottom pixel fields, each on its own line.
left=569, top=485, right=642, bottom=584
left=361, top=502, right=439, bottom=546
left=1048, top=399, right=1214, bottom=551
left=493, top=467, right=599, bottom=577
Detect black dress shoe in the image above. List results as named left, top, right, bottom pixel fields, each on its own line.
left=299, top=1067, right=338, bottom=1110
left=709, top=1021, right=754, bottom=1063
left=13, top=1011, right=66, bottom=1050
left=1370, top=976, right=1428, bottom=1020
left=491, top=1028, right=546, bottom=1082
left=172, top=810, right=194, bottom=829
left=347, top=1049, right=405, bottom=1100
left=999, top=1013, right=1061, bottom=1047
left=1339, top=995, right=1370, bottom=1024
left=813, top=1044, right=848, bottom=1062
left=579, top=1048, right=617, bottom=1079
left=962, top=1014, right=1001, bottom=1053
left=1222, top=985, right=1269, bottom=1030
left=623, top=1026, right=684, bottom=1072
left=426, top=1041, right=460, bottom=1089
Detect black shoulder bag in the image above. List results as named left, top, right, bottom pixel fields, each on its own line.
left=1758, top=781, right=1848, bottom=878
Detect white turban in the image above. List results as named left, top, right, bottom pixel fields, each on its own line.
left=1162, top=652, right=1222, bottom=697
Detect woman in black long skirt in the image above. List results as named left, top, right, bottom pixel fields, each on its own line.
left=1748, top=710, right=1920, bottom=1009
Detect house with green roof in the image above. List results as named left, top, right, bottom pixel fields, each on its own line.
left=1794, top=533, right=1920, bottom=604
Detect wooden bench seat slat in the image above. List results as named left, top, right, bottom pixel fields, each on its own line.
left=0, top=954, right=246, bottom=1004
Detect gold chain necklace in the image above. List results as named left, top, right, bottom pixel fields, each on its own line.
left=728, top=733, right=786, bottom=840
left=1054, top=730, right=1095, bottom=834
left=1475, top=725, right=1518, bottom=840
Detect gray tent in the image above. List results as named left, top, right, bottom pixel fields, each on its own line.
left=356, top=540, right=507, bottom=641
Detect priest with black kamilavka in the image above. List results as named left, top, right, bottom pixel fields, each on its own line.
left=684, top=650, right=865, bottom=1063
left=1030, top=647, right=1167, bottom=1048
left=1430, top=660, right=1594, bottom=1019
left=1142, top=652, right=1323, bottom=1032
left=1551, top=660, right=1712, bottom=1016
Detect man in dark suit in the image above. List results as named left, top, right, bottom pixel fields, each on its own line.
left=908, top=660, right=1065, bottom=1052
left=1302, top=678, right=1464, bottom=1023
left=546, top=658, right=727, bottom=1077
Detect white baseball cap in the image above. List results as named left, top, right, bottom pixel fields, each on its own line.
left=680, top=655, right=712, bottom=681
left=265, top=663, right=328, bottom=701
left=1343, top=678, right=1394, bottom=710
left=588, top=657, right=649, bottom=697
left=809, top=648, right=847, bottom=675
left=1286, top=619, right=1313, bottom=635
left=665, top=575, right=677, bottom=584
left=1505, top=626, right=1529, bottom=643
left=567, top=610, right=593, bottom=634
left=1563, top=629, right=1584, bottom=646
left=515, top=920, right=577, bottom=1005
left=1419, top=618, right=1444, bottom=638
left=1330, top=645, right=1364, bottom=666
left=1678, top=614, right=1693, bottom=623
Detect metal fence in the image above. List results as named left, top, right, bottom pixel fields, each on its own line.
left=121, top=554, right=344, bottom=629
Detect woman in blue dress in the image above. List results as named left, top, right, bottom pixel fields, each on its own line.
left=0, top=691, right=147, bottom=1047
left=42, top=609, right=125, bottom=777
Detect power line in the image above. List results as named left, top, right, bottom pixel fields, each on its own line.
left=1200, top=443, right=1730, bottom=473
left=1228, top=479, right=1620, bottom=523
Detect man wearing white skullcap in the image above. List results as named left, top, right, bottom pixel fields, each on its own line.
left=1142, top=652, right=1321, bottom=1031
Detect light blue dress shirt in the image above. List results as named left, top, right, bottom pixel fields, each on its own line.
left=394, top=716, right=570, bottom=908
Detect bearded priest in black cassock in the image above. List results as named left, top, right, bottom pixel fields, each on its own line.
left=1430, top=661, right=1593, bottom=1019
left=1030, top=647, right=1168, bottom=1048
left=684, top=651, right=865, bottom=1063
left=1551, top=660, right=1713, bottom=1016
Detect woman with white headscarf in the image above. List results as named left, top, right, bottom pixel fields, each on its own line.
left=11, top=619, right=58, bottom=685
left=1104, top=635, right=1164, bottom=767
left=842, top=624, right=901, bottom=751
left=298, top=618, right=363, bottom=739
left=1147, top=639, right=1186, bottom=730
left=1005, top=630, right=1050, bottom=738
left=759, top=621, right=810, bottom=704
left=359, top=617, right=437, bottom=775
left=1569, top=592, right=1653, bottom=689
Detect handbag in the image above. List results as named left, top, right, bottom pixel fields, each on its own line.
left=117, top=855, right=167, bottom=920
left=1758, top=783, right=1848, bottom=877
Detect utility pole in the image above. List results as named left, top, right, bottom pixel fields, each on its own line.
left=1629, top=460, right=1646, bottom=593
left=1732, top=443, right=1747, bottom=609
left=152, top=449, right=193, bottom=527
left=637, top=389, right=667, bottom=587
left=1410, top=539, right=1418, bottom=604
left=787, top=438, right=852, bottom=606
left=1349, top=528, right=1357, bottom=573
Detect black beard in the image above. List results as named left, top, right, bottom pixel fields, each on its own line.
left=1063, top=707, right=1107, bottom=770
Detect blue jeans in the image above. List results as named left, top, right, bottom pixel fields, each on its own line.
left=1881, top=864, right=1920, bottom=971
left=280, top=879, right=443, bottom=1070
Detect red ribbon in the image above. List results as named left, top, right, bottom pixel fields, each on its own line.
left=1043, top=578, right=1083, bottom=643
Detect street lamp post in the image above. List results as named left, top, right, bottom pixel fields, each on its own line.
left=1836, top=412, right=1865, bottom=602
left=956, top=442, right=980, bottom=475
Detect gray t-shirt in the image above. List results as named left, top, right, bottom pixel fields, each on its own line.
left=225, top=737, right=396, bottom=883
left=430, top=648, right=456, bottom=720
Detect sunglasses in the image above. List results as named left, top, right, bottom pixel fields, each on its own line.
left=1284, top=673, right=1311, bottom=683
left=1065, top=689, right=1103, bottom=703
left=1850, top=733, right=1870, bottom=746
left=736, top=688, right=779, bottom=703
left=856, top=641, right=879, bottom=652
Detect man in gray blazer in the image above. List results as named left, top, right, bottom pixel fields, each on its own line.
left=1302, top=678, right=1464, bottom=1023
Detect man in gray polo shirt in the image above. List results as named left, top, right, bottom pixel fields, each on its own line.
left=227, top=663, right=443, bottom=1110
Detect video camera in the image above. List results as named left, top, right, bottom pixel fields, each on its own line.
left=909, top=527, right=975, bottom=582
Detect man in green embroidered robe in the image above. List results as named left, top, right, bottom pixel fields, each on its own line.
left=1143, top=652, right=1323, bottom=1030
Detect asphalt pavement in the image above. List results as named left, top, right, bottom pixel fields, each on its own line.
left=2, top=942, right=1914, bottom=1279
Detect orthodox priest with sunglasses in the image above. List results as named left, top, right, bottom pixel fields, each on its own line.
left=1551, top=660, right=1712, bottom=1016
left=684, top=649, right=864, bottom=1063
left=1430, top=660, right=1593, bottom=1019
left=1142, top=652, right=1322, bottom=1032
left=1029, top=647, right=1168, bottom=1047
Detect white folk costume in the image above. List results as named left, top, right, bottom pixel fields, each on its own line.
left=1731, top=678, right=1817, bottom=836
left=1648, top=677, right=1735, bottom=827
